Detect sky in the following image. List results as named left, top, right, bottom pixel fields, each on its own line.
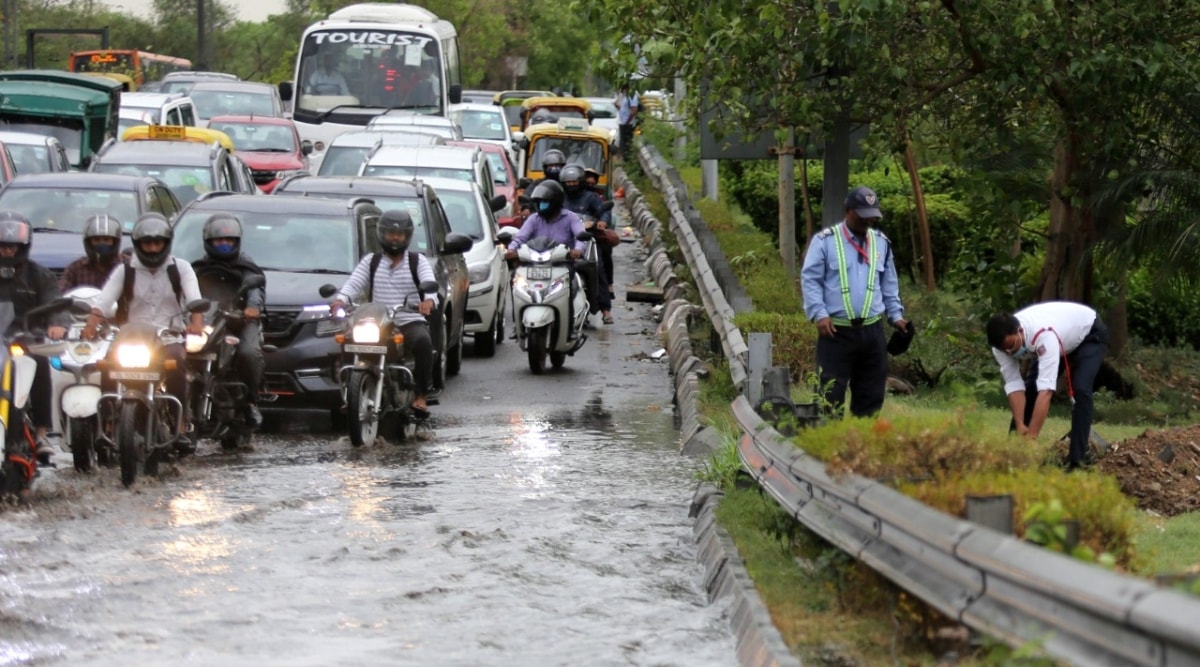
left=108, top=0, right=290, bottom=23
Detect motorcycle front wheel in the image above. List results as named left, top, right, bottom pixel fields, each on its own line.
left=69, top=417, right=96, bottom=473
left=346, top=372, right=379, bottom=447
left=117, top=402, right=143, bottom=488
left=527, top=327, right=548, bottom=375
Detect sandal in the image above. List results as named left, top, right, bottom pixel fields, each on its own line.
left=602, top=313, right=614, bottom=325
left=410, top=402, right=430, bottom=419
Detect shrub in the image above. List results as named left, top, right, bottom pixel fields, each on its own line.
left=733, top=311, right=818, bottom=382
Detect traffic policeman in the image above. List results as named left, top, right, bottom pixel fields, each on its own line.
left=985, top=301, right=1109, bottom=471
left=801, top=186, right=908, bottom=418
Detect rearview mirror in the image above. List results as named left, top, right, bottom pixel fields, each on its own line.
left=443, top=232, right=473, bottom=255
left=489, top=194, right=507, bottom=213
left=496, top=227, right=516, bottom=242
left=419, top=280, right=439, bottom=295
left=278, top=81, right=294, bottom=102
left=301, top=140, right=313, bottom=156
left=599, top=201, right=614, bottom=213
left=318, top=284, right=338, bottom=299
left=186, top=298, right=211, bottom=314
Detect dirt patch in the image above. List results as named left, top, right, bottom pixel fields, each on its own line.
left=1100, top=426, right=1200, bottom=517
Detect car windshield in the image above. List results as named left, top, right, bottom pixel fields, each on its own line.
left=530, top=138, right=605, bottom=173
left=295, top=30, right=444, bottom=115
left=451, top=109, right=506, bottom=140
left=8, top=145, right=50, bottom=175
left=190, top=90, right=276, bottom=120
left=0, top=186, right=139, bottom=232
left=209, top=122, right=296, bottom=152
left=0, top=118, right=84, bottom=165
left=367, top=120, right=456, bottom=139
left=483, top=152, right=509, bottom=184
left=501, top=104, right=522, bottom=127
left=437, top=190, right=484, bottom=240
left=92, top=163, right=213, bottom=205
left=362, top=164, right=473, bottom=182
left=317, top=146, right=370, bottom=176
left=173, top=210, right=360, bottom=273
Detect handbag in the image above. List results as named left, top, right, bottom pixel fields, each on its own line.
left=596, top=226, right=621, bottom=247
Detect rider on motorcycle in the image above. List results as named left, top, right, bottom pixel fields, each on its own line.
left=84, top=213, right=205, bottom=448
left=539, top=149, right=567, bottom=183
left=190, top=213, right=267, bottom=428
left=60, top=214, right=123, bottom=292
left=329, top=210, right=438, bottom=417
left=562, top=163, right=615, bottom=318
left=505, top=180, right=610, bottom=330
left=0, top=212, right=69, bottom=463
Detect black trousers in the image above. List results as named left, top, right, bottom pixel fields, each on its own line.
left=619, top=123, right=635, bottom=159
left=395, top=321, right=433, bottom=396
left=232, top=319, right=264, bottom=402
left=29, top=355, right=52, bottom=430
left=1020, top=318, right=1109, bottom=465
left=815, top=321, right=888, bottom=418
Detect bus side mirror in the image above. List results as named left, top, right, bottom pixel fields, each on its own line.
left=278, top=81, right=294, bottom=102
left=449, top=83, right=462, bottom=105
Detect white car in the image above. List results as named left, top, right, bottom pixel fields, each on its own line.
left=360, top=144, right=495, bottom=201
left=316, top=130, right=444, bottom=176
left=365, top=112, right=463, bottom=140
left=418, top=176, right=510, bottom=357
left=582, top=97, right=620, bottom=147
left=449, top=102, right=523, bottom=165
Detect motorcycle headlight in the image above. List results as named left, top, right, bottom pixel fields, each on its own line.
left=185, top=331, right=209, bottom=353
left=117, top=343, right=152, bottom=368
left=468, top=261, right=492, bottom=285
left=352, top=320, right=381, bottom=344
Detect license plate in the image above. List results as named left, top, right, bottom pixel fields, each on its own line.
left=109, top=371, right=161, bottom=381
left=527, top=267, right=552, bottom=280
left=344, top=344, right=388, bottom=354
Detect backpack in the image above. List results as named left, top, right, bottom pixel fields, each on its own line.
left=366, top=251, right=424, bottom=303
left=115, top=256, right=182, bottom=324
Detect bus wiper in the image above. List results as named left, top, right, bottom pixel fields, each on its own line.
left=261, top=267, right=349, bottom=275
left=31, top=226, right=77, bottom=233
left=252, top=148, right=292, bottom=153
left=314, top=104, right=376, bottom=123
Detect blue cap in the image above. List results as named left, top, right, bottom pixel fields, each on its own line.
left=844, top=186, right=882, bottom=219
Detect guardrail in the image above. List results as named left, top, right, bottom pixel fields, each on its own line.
left=634, top=141, right=1200, bottom=666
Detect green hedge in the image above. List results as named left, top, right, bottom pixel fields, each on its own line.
left=732, top=311, right=818, bottom=382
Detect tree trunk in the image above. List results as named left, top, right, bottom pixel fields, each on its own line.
left=799, top=158, right=815, bottom=244
left=903, top=140, right=935, bottom=291
left=1038, top=138, right=1095, bottom=302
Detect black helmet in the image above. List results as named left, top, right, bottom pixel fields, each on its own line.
left=541, top=149, right=566, bottom=181
left=560, top=163, right=586, bottom=196
left=377, top=209, right=415, bottom=257
left=83, top=214, right=122, bottom=264
left=131, top=212, right=173, bottom=268
left=0, top=211, right=31, bottom=269
left=530, top=179, right=565, bottom=219
left=202, top=213, right=243, bottom=261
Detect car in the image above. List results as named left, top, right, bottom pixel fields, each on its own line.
left=0, top=172, right=181, bottom=272
left=365, top=112, right=464, bottom=140
left=582, top=96, right=621, bottom=146
left=207, top=115, right=312, bottom=193
left=117, top=91, right=199, bottom=137
left=449, top=102, right=522, bottom=164
left=418, top=176, right=509, bottom=357
left=360, top=144, right=495, bottom=201
left=315, top=130, right=445, bottom=177
left=158, top=71, right=241, bottom=95
left=446, top=140, right=518, bottom=228
left=90, top=128, right=259, bottom=205
left=188, top=81, right=286, bottom=125
left=171, top=193, right=386, bottom=415
left=0, top=131, right=71, bottom=175
left=461, top=89, right=499, bottom=105
left=0, top=140, right=20, bottom=186
left=272, top=175, right=473, bottom=390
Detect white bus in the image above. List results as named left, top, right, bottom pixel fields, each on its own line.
left=280, top=3, right=463, bottom=169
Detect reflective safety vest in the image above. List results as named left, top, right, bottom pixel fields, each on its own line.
left=831, top=223, right=880, bottom=326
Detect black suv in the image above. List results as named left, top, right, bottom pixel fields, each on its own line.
left=90, top=138, right=259, bottom=206
left=0, top=172, right=181, bottom=272
left=171, top=193, right=388, bottom=416
left=273, top=175, right=474, bottom=390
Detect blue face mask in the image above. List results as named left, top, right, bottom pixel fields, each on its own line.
left=211, top=240, right=236, bottom=255
left=1008, top=330, right=1032, bottom=360
left=537, top=201, right=552, bottom=214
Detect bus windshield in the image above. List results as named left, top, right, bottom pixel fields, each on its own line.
left=295, top=30, right=443, bottom=118
left=71, top=52, right=134, bottom=74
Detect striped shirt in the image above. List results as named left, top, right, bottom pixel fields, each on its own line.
left=336, top=252, right=439, bottom=326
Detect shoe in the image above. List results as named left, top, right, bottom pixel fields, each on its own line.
left=35, top=436, right=55, bottom=465
left=246, top=404, right=263, bottom=428
left=410, top=403, right=430, bottom=420
left=174, top=435, right=195, bottom=456
left=602, top=313, right=614, bottom=325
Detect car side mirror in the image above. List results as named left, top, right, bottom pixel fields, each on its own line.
left=186, top=298, right=211, bottom=314
left=318, top=284, right=338, bottom=299
left=516, top=136, right=529, bottom=151
left=301, top=140, right=313, bottom=156
left=443, top=232, right=473, bottom=255
left=488, top=194, right=507, bottom=213
left=278, top=81, right=294, bottom=102
left=448, top=83, right=462, bottom=105
left=420, top=280, right=440, bottom=295
left=517, top=178, right=532, bottom=190
left=496, top=227, right=515, bottom=243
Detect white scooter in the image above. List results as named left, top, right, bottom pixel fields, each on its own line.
left=50, top=287, right=114, bottom=473
left=499, top=227, right=594, bottom=374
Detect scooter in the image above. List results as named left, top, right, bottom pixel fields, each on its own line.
left=52, top=286, right=114, bottom=473
left=98, top=298, right=211, bottom=488
left=320, top=281, right=440, bottom=446
left=499, top=228, right=593, bottom=374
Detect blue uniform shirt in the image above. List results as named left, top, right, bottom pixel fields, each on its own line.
left=801, top=221, right=904, bottom=324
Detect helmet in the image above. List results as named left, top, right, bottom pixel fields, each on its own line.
left=530, top=179, right=565, bottom=219
left=377, top=209, right=415, bottom=257
left=0, top=211, right=31, bottom=268
left=560, top=163, right=586, bottom=196
left=582, top=166, right=601, bottom=183
left=130, top=212, right=173, bottom=268
left=202, top=213, right=243, bottom=261
left=83, top=214, right=122, bottom=264
left=541, top=149, right=566, bottom=181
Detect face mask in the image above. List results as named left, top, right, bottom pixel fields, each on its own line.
left=212, top=241, right=235, bottom=254
left=537, top=201, right=552, bottom=214
left=90, top=242, right=115, bottom=256
left=1010, top=344, right=1032, bottom=361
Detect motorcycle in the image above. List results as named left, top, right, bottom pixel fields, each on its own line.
left=498, top=227, right=594, bottom=374
left=97, top=298, right=211, bottom=488
left=187, top=274, right=266, bottom=452
left=0, top=298, right=83, bottom=499
left=319, top=280, right=440, bottom=447
left=52, top=286, right=114, bottom=473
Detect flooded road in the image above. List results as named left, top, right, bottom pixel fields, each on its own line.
left=1, top=235, right=735, bottom=666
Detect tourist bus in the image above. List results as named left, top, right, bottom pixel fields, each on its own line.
left=281, top=3, right=463, bottom=171
left=68, top=50, right=192, bottom=88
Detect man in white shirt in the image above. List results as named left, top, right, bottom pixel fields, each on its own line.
left=986, top=301, right=1109, bottom=470
left=308, top=53, right=350, bottom=96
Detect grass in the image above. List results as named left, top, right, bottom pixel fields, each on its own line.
left=1133, top=512, right=1200, bottom=576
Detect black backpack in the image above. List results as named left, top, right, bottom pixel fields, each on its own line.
left=115, top=256, right=182, bottom=325
left=366, top=251, right=425, bottom=303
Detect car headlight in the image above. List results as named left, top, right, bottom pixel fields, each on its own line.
left=468, top=262, right=492, bottom=285
left=117, top=343, right=152, bottom=368
left=352, top=320, right=381, bottom=344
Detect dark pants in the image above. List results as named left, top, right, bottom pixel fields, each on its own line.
left=598, top=244, right=614, bottom=290
left=1020, top=318, right=1109, bottom=466
left=815, top=321, right=888, bottom=418
left=396, top=321, right=433, bottom=396
left=575, top=258, right=611, bottom=313
left=232, top=319, right=264, bottom=402
left=30, top=355, right=52, bottom=430
left=619, top=123, right=635, bottom=160
left=163, top=343, right=188, bottom=420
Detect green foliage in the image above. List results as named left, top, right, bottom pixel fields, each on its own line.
left=1023, top=499, right=1118, bottom=568
left=733, top=311, right=816, bottom=381
left=694, top=438, right=742, bottom=490
left=1126, top=268, right=1200, bottom=350
left=692, top=197, right=801, bottom=313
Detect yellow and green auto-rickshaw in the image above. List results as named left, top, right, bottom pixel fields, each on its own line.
left=518, top=117, right=613, bottom=200
left=518, top=96, right=592, bottom=134
left=493, top=90, right=556, bottom=134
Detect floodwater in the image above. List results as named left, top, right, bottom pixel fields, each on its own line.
left=0, top=231, right=736, bottom=666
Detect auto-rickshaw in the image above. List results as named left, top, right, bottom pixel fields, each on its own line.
left=82, top=71, right=136, bottom=92
left=518, top=117, right=613, bottom=200
left=493, top=90, right=556, bottom=134
left=121, top=124, right=235, bottom=152
left=518, top=96, right=592, bottom=133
